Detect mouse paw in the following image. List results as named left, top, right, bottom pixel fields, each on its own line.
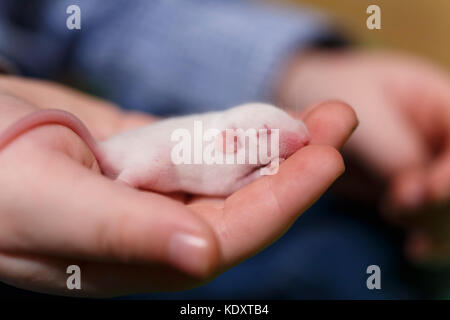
left=260, top=158, right=281, bottom=176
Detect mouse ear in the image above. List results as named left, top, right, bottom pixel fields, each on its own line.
left=215, top=128, right=242, bottom=153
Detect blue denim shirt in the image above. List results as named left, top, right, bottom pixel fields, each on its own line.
left=0, top=0, right=331, bottom=115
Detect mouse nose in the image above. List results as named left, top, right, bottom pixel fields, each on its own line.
left=279, top=127, right=310, bottom=158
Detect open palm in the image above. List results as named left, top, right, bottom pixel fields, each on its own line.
left=0, top=77, right=356, bottom=297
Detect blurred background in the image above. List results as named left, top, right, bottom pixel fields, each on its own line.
left=290, top=0, right=450, bottom=299
left=292, top=0, right=450, bottom=72
left=1, top=0, right=450, bottom=300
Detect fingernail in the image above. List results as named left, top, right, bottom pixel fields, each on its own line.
left=168, top=232, right=211, bottom=276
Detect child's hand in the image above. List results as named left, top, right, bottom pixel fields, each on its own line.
left=279, top=49, right=450, bottom=262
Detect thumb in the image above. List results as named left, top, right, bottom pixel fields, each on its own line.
left=386, top=167, right=427, bottom=213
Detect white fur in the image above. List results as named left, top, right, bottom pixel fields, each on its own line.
left=100, top=103, right=309, bottom=196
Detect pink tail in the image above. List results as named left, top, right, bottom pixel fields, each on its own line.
left=0, top=109, right=110, bottom=174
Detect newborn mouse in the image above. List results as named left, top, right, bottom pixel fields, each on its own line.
left=0, top=103, right=310, bottom=196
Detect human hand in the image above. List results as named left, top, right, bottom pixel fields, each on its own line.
left=0, top=75, right=157, bottom=139
left=278, top=49, right=450, bottom=262
left=0, top=81, right=356, bottom=296
left=0, top=91, right=219, bottom=296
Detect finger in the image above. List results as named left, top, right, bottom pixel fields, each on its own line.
left=117, top=112, right=158, bottom=134
left=300, top=100, right=359, bottom=149
left=0, top=133, right=219, bottom=278
left=359, top=96, right=429, bottom=212
left=395, top=73, right=450, bottom=208
left=388, top=136, right=450, bottom=214
left=0, top=76, right=159, bottom=140
left=401, top=65, right=450, bottom=148
left=285, top=101, right=322, bottom=119
left=201, top=145, right=345, bottom=267
left=386, top=168, right=427, bottom=214
left=0, top=76, right=125, bottom=138
left=0, top=92, right=38, bottom=130
left=0, top=252, right=200, bottom=297
left=386, top=72, right=450, bottom=211
left=348, top=93, right=428, bottom=179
